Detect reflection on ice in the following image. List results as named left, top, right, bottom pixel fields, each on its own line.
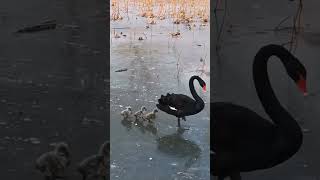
left=157, top=128, right=201, bottom=168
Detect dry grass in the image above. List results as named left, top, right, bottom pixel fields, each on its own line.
left=110, top=0, right=209, bottom=24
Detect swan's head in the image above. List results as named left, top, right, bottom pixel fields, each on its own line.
left=286, top=57, right=307, bottom=96
left=192, top=76, right=206, bottom=92
left=202, top=83, right=207, bottom=92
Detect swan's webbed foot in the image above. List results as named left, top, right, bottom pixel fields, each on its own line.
left=182, top=117, right=186, bottom=121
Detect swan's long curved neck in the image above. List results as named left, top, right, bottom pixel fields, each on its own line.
left=253, top=45, right=302, bottom=165
left=253, top=49, right=286, bottom=123
left=189, top=76, right=204, bottom=105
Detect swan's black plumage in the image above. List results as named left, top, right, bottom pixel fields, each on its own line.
left=211, top=44, right=307, bottom=180
left=156, top=76, right=206, bottom=127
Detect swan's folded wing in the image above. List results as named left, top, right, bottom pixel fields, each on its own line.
left=158, top=93, right=195, bottom=112
left=160, top=93, right=190, bottom=106
left=170, top=94, right=195, bottom=109
left=156, top=103, right=179, bottom=116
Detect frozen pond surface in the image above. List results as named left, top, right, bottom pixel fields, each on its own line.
left=0, top=0, right=108, bottom=179
left=110, top=9, right=210, bottom=180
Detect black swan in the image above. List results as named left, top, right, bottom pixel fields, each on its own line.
left=156, top=75, right=206, bottom=127
left=211, top=44, right=307, bottom=180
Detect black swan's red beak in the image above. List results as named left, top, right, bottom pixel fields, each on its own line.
left=297, top=76, right=307, bottom=96
left=203, top=85, right=206, bottom=92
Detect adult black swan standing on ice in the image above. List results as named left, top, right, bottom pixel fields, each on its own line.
left=156, top=75, right=206, bottom=127
left=211, top=44, right=307, bottom=180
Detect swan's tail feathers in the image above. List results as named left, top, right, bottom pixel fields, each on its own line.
left=158, top=95, right=168, bottom=105
left=158, top=93, right=175, bottom=105
left=156, top=103, right=166, bottom=111
left=157, top=93, right=180, bottom=116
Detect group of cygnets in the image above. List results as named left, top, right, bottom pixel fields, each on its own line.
left=120, top=106, right=159, bottom=123
left=35, top=141, right=109, bottom=180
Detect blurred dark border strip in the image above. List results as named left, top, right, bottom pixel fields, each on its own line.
left=106, top=0, right=111, bottom=179
left=210, top=0, right=217, bottom=179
